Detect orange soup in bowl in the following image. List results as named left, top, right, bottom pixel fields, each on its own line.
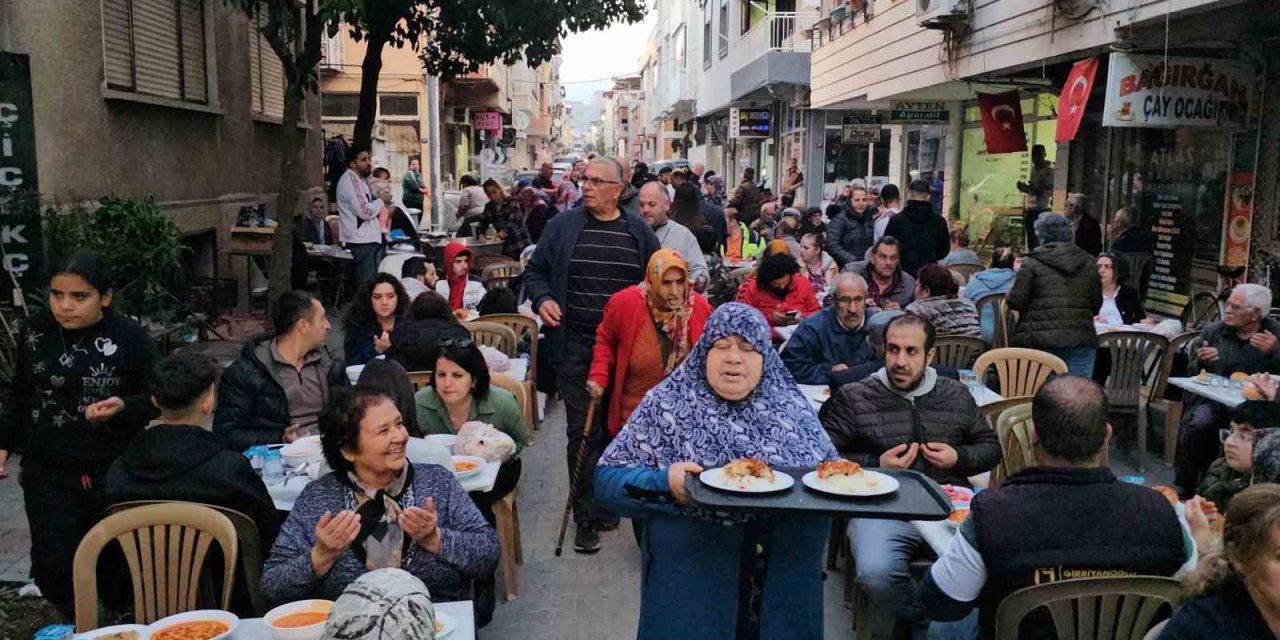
left=272, top=611, right=329, bottom=628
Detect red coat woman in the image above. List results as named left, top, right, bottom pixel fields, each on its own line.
left=588, top=249, right=713, bottom=436
left=736, top=251, right=821, bottom=339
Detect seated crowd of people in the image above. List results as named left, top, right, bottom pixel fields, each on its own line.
left=3, top=154, right=1279, bottom=640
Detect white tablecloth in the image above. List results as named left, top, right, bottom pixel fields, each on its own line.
left=268, top=461, right=502, bottom=511
left=1169, top=376, right=1247, bottom=408
left=774, top=324, right=799, bottom=342
left=231, top=600, right=475, bottom=639
left=798, top=380, right=1004, bottom=411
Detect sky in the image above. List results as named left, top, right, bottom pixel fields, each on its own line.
left=559, top=10, right=657, bottom=100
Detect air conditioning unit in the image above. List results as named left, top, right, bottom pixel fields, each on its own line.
left=445, top=107, right=469, bottom=125
left=916, top=0, right=970, bottom=29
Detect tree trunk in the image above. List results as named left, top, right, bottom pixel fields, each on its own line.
left=267, top=87, right=303, bottom=309
left=352, top=29, right=389, bottom=151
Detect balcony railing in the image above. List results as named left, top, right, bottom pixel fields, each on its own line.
left=732, top=11, right=820, bottom=67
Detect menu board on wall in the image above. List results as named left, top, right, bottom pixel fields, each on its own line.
left=1145, top=190, right=1195, bottom=314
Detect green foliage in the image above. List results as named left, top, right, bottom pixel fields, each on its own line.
left=43, top=197, right=186, bottom=321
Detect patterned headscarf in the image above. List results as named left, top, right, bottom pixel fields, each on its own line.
left=322, top=568, right=436, bottom=640
left=342, top=464, right=414, bottom=571
left=640, top=249, right=695, bottom=372
left=601, top=302, right=838, bottom=470
left=706, top=175, right=727, bottom=206
left=1252, top=428, right=1280, bottom=484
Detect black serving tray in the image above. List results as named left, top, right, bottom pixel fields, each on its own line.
left=688, top=467, right=953, bottom=521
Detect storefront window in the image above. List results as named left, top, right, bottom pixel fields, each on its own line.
left=958, top=93, right=1057, bottom=250
left=822, top=111, right=890, bottom=202
left=1108, top=127, right=1230, bottom=315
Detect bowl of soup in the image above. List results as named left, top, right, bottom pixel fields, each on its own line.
left=264, top=599, right=333, bottom=640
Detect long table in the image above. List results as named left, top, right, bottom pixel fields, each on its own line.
left=1168, top=375, right=1248, bottom=408
left=268, top=460, right=501, bottom=511
left=230, top=600, right=475, bottom=639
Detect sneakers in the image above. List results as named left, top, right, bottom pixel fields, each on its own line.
left=574, top=523, right=602, bottom=554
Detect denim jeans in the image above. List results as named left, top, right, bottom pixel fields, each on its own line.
left=848, top=518, right=930, bottom=640
left=1044, top=345, right=1096, bottom=378
left=348, top=242, right=385, bottom=292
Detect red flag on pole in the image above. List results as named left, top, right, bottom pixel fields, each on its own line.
left=1055, top=57, right=1099, bottom=142
left=977, top=91, right=1027, bottom=154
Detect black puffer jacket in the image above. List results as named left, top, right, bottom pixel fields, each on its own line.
left=819, top=369, right=1001, bottom=487
left=1007, top=241, right=1102, bottom=349
left=213, top=334, right=348, bottom=451
left=827, top=209, right=876, bottom=267
left=883, top=200, right=950, bottom=277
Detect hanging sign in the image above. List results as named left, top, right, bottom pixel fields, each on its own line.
left=889, top=101, right=948, bottom=124
left=841, top=114, right=881, bottom=144
left=1103, top=53, right=1257, bottom=129
left=0, top=52, right=43, bottom=304
left=472, top=111, right=503, bottom=132
left=729, top=107, right=771, bottom=138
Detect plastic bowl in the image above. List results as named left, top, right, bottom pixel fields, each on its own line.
left=281, top=440, right=323, bottom=468
left=263, top=599, right=333, bottom=640
left=425, top=433, right=457, bottom=452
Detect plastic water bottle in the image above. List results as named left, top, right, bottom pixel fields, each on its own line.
left=263, top=449, right=284, bottom=483
left=244, top=446, right=266, bottom=477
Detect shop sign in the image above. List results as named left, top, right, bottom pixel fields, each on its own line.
left=0, top=52, right=43, bottom=305
left=472, top=111, right=503, bottom=132
left=889, top=101, right=948, bottom=124
left=1103, top=53, right=1257, bottom=129
left=841, top=114, right=881, bottom=144
left=729, top=107, right=771, bottom=138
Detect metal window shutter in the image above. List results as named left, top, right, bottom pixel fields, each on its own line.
left=101, top=0, right=135, bottom=90
left=131, top=0, right=182, bottom=100
left=179, top=0, right=207, bottom=102
left=261, top=32, right=285, bottom=118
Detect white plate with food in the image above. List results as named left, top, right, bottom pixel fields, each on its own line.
left=76, top=625, right=149, bottom=640
left=802, top=460, right=899, bottom=497
left=434, top=611, right=456, bottom=637
left=700, top=458, right=794, bottom=493
left=450, top=455, right=486, bottom=479
left=147, top=610, right=239, bottom=640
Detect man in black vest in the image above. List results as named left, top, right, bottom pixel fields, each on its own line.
left=918, top=376, right=1191, bottom=639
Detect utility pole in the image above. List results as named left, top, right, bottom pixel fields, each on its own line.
left=425, top=73, right=443, bottom=229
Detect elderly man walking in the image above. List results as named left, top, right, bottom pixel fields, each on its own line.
left=639, top=182, right=709, bottom=289
left=524, top=156, right=660, bottom=553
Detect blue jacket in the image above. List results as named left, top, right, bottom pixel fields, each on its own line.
left=962, top=267, right=1016, bottom=344
left=523, top=205, right=660, bottom=361
left=595, top=465, right=828, bottom=639
left=780, top=307, right=875, bottom=385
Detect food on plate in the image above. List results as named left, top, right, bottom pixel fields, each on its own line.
left=1150, top=485, right=1180, bottom=506
left=151, top=620, right=230, bottom=640
left=97, top=633, right=141, bottom=640
left=940, top=484, right=973, bottom=503
left=948, top=507, right=971, bottom=524
left=821, top=388, right=831, bottom=397
left=1230, top=371, right=1249, bottom=382
left=817, top=459, right=863, bottom=479
left=721, top=457, right=776, bottom=487
left=272, top=611, right=329, bottom=628
left=815, top=458, right=880, bottom=493
left=453, top=459, right=480, bottom=473
left=435, top=620, right=443, bottom=633
left=1196, top=370, right=1212, bottom=382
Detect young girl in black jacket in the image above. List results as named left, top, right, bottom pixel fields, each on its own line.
left=0, top=253, right=159, bottom=615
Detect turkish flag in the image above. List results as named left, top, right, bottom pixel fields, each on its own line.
left=977, top=91, right=1027, bottom=154
left=1055, top=57, right=1099, bottom=142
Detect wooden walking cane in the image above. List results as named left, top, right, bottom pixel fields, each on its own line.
left=555, top=395, right=599, bottom=556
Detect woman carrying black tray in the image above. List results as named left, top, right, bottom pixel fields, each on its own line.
left=595, top=302, right=839, bottom=640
